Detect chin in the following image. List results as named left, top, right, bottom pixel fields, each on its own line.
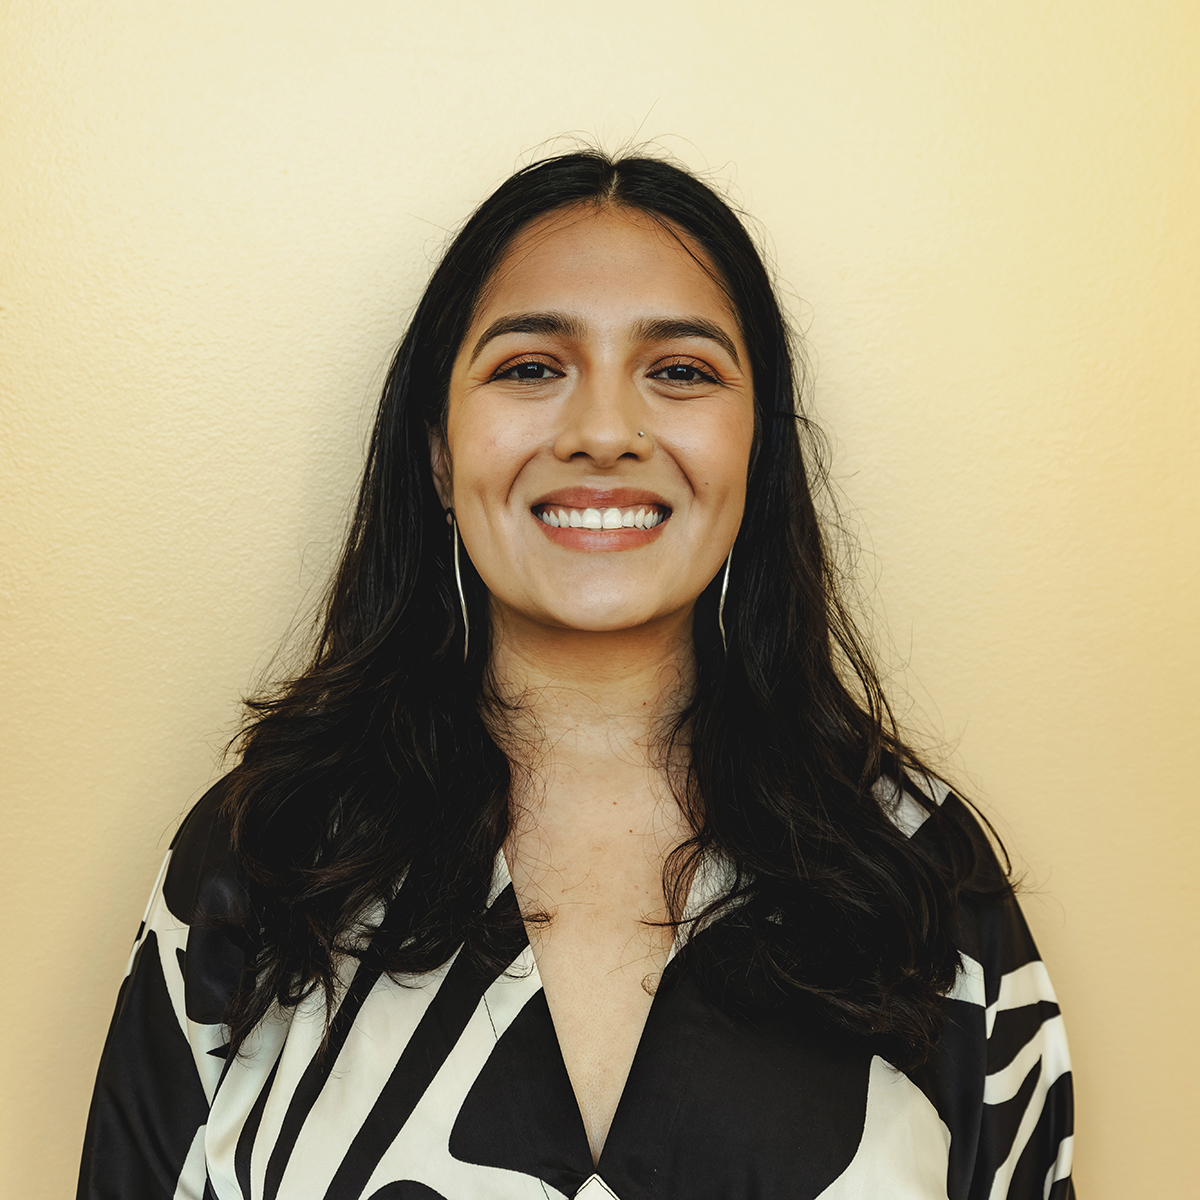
left=535, top=599, right=685, bottom=635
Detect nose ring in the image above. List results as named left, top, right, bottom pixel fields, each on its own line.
left=637, top=431, right=645, bottom=437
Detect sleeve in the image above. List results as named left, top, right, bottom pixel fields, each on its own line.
left=907, top=792, right=1076, bottom=1200
left=78, top=779, right=249, bottom=1200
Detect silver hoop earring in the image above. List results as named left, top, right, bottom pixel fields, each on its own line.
left=717, top=547, right=733, bottom=653
left=450, top=511, right=469, bottom=663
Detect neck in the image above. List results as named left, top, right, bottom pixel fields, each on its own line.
left=485, top=603, right=696, bottom=789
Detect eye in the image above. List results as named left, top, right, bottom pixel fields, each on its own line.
left=492, top=359, right=562, bottom=382
left=650, top=361, right=719, bottom=385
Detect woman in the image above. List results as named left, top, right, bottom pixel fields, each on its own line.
left=79, top=151, right=1074, bottom=1199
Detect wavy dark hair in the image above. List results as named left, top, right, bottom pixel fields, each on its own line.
left=220, top=149, right=1005, bottom=1066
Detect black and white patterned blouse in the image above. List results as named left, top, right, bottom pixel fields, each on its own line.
left=79, top=778, right=1075, bottom=1199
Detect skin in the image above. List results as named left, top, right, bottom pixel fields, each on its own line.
left=430, top=203, right=755, bottom=1164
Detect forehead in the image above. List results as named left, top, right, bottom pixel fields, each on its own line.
left=473, top=204, right=738, bottom=329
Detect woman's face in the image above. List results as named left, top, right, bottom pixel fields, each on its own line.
left=434, top=204, right=755, bottom=639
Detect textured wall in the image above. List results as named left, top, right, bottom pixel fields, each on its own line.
left=2, top=2, right=1197, bottom=1195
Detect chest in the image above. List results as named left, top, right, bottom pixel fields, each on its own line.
left=204, top=892, right=952, bottom=1200
left=504, top=832, right=679, bottom=1162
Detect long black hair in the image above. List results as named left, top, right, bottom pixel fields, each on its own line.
left=221, top=150, right=1004, bottom=1065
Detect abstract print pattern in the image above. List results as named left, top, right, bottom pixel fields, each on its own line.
left=79, top=781, right=1074, bottom=1199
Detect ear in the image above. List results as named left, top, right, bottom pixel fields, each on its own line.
left=427, top=424, right=453, bottom=511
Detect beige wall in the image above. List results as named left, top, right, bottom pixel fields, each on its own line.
left=2, top=1, right=1196, bottom=1195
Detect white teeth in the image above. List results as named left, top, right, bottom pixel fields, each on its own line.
left=537, top=505, right=666, bottom=529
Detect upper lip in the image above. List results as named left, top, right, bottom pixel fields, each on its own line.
left=531, top=487, right=671, bottom=510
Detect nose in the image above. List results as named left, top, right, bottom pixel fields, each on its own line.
left=551, top=369, right=649, bottom=467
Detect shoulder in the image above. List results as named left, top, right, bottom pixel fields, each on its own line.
left=153, top=773, right=259, bottom=1032
left=899, top=786, right=1076, bottom=1195
left=884, top=774, right=1012, bottom=895
left=898, top=780, right=1062, bottom=1039
left=162, top=773, right=251, bottom=929
left=882, top=775, right=1041, bottom=978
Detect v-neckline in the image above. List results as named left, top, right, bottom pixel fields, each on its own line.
left=489, top=848, right=736, bottom=1180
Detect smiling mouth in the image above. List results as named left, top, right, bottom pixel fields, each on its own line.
left=532, top=503, right=670, bottom=530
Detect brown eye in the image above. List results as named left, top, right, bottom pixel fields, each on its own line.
left=651, top=362, right=718, bottom=384
left=495, top=360, right=561, bottom=381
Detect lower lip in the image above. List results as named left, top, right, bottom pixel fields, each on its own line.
left=533, top=513, right=669, bottom=550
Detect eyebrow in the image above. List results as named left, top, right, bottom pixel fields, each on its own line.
left=468, top=311, right=741, bottom=367
left=632, top=317, right=741, bottom=367
left=469, top=312, right=586, bottom=364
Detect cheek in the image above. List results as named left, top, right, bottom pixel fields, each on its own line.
left=677, top=406, right=756, bottom=502
left=448, top=405, right=536, bottom=508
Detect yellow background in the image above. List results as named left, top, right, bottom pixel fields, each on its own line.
left=2, top=2, right=1197, bottom=1195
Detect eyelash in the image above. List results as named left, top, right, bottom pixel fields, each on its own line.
left=490, top=357, right=721, bottom=385
left=650, top=360, right=720, bottom=385
left=491, top=358, right=562, bottom=382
